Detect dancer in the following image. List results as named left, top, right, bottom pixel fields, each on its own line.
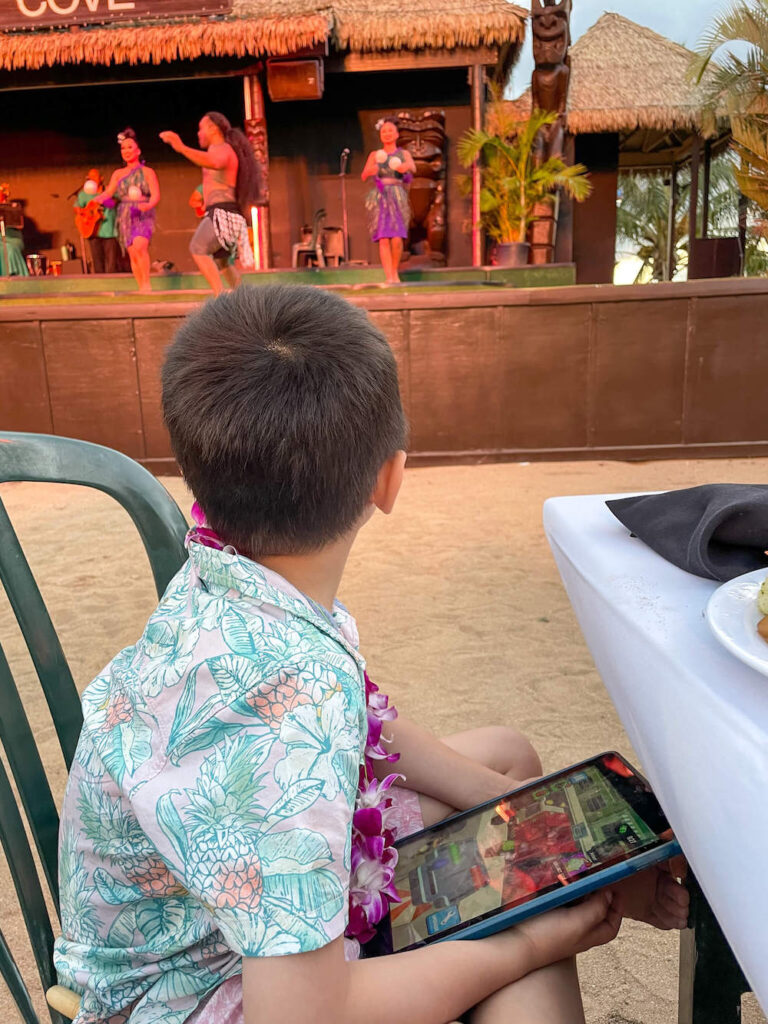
left=362, top=116, right=416, bottom=284
left=96, top=129, right=159, bottom=293
left=160, top=112, right=259, bottom=294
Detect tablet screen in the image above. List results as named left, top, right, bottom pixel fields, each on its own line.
left=386, top=753, right=672, bottom=952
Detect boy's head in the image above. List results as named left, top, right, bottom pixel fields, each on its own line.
left=162, top=285, right=407, bottom=557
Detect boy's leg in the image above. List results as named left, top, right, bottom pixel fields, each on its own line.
left=470, top=957, right=585, bottom=1024
left=408, top=728, right=584, bottom=1024
left=415, top=725, right=542, bottom=826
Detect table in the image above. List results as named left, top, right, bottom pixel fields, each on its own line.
left=544, top=494, right=768, bottom=1021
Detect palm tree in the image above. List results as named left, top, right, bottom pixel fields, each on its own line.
left=457, top=103, right=592, bottom=245
left=616, top=155, right=768, bottom=280
left=616, top=173, right=689, bottom=282
left=691, top=0, right=768, bottom=124
left=691, top=1, right=768, bottom=219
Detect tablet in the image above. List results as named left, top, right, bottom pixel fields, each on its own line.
left=366, top=752, right=681, bottom=955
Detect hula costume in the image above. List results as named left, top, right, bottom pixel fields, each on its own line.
left=366, top=148, right=412, bottom=242
left=114, top=166, right=156, bottom=249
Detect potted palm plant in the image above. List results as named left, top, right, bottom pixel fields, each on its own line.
left=458, top=101, right=592, bottom=266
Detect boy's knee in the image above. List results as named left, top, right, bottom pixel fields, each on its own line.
left=485, top=725, right=542, bottom=780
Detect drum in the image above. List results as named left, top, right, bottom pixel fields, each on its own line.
left=25, top=253, right=47, bottom=276
left=48, top=261, right=62, bottom=277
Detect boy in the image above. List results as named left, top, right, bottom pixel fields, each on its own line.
left=54, top=286, right=687, bottom=1024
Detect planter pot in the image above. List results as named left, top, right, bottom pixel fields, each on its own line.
left=496, top=242, right=531, bottom=267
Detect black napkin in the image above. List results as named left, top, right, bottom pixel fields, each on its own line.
left=606, top=484, right=768, bottom=582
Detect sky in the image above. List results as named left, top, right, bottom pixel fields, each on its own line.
left=507, top=0, right=732, bottom=97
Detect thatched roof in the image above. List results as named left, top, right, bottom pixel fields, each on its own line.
left=566, top=12, right=714, bottom=135
left=327, top=0, right=526, bottom=53
left=0, top=0, right=526, bottom=71
left=506, top=13, right=720, bottom=137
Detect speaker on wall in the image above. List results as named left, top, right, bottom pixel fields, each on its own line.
left=266, top=59, right=324, bottom=101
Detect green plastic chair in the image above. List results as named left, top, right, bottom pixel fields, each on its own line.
left=0, top=432, right=188, bottom=1023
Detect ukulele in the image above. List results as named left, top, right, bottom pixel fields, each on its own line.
left=74, top=200, right=104, bottom=239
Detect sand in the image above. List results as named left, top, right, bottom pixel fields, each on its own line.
left=0, top=458, right=765, bottom=1024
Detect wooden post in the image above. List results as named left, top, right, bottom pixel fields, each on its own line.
left=702, top=138, right=712, bottom=240
left=688, top=135, right=701, bottom=276
left=471, top=64, right=485, bottom=267
left=243, top=73, right=271, bottom=270
left=666, top=162, right=677, bottom=282
left=738, top=191, right=748, bottom=275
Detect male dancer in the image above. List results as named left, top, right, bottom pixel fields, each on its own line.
left=160, top=112, right=260, bottom=294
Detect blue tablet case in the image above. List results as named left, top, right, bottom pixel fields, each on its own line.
left=366, top=753, right=682, bottom=955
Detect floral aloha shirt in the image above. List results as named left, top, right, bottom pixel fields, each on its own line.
left=54, top=540, right=368, bottom=1024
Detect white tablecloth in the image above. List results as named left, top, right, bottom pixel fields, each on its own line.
left=543, top=494, right=768, bottom=1012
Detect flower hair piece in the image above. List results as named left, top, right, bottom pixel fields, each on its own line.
left=375, top=116, right=399, bottom=132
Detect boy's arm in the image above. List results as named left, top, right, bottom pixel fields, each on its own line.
left=242, top=892, right=621, bottom=1024
left=373, top=713, right=525, bottom=810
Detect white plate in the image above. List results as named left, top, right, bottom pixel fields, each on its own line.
left=706, top=568, right=768, bottom=676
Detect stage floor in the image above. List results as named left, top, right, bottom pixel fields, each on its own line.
left=0, top=262, right=575, bottom=301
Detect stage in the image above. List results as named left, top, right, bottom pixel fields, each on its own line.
left=0, top=263, right=575, bottom=301
left=2, top=274, right=768, bottom=469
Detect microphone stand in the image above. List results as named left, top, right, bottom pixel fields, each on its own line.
left=339, top=148, right=350, bottom=264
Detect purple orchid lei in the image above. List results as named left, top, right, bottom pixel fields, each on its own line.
left=345, top=672, right=403, bottom=954
left=187, top=504, right=403, bottom=954
left=188, top=502, right=227, bottom=550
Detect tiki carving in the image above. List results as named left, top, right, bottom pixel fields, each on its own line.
left=396, top=109, right=447, bottom=263
left=531, top=0, right=571, bottom=159
left=530, top=0, right=572, bottom=263
left=245, top=117, right=270, bottom=204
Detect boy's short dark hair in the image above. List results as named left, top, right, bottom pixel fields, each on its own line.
left=162, top=285, right=407, bottom=556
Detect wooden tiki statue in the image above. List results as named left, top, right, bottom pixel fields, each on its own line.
left=530, top=0, right=572, bottom=264
left=396, top=110, right=447, bottom=264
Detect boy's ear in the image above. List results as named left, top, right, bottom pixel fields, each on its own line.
left=371, top=450, right=406, bottom=515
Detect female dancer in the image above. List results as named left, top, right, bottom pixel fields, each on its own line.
left=97, top=128, right=159, bottom=293
left=362, top=117, right=416, bottom=284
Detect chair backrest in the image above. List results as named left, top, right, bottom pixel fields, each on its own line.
left=0, top=432, right=189, bottom=1023
left=310, top=207, right=327, bottom=246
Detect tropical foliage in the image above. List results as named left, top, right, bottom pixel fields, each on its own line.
left=691, top=0, right=768, bottom=213
left=457, top=99, right=592, bottom=244
left=616, top=173, right=689, bottom=282
left=616, top=155, right=768, bottom=282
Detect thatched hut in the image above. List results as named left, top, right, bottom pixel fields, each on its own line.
left=0, top=0, right=526, bottom=272
left=509, top=13, right=733, bottom=284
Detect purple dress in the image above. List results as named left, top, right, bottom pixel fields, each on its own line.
left=366, top=148, right=412, bottom=241
left=114, top=165, right=156, bottom=249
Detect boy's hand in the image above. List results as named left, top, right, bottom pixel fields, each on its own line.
left=511, top=890, right=622, bottom=970
left=610, top=860, right=689, bottom=930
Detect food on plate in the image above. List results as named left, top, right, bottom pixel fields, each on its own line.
left=758, top=570, right=768, bottom=642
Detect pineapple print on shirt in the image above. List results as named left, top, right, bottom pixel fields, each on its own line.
left=54, top=543, right=367, bottom=1024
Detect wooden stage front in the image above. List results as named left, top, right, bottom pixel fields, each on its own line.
left=2, top=274, right=768, bottom=470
